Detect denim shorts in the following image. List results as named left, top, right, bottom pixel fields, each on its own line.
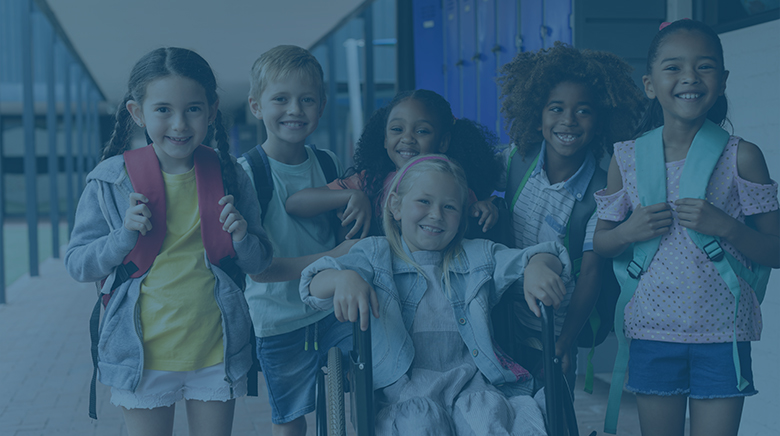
left=257, top=312, right=353, bottom=424
left=110, top=362, right=246, bottom=409
left=626, top=339, right=757, bottom=399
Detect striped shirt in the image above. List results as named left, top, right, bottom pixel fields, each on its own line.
left=503, top=142, right=599, bottom=334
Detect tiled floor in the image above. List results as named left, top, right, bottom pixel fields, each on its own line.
left=1, top=254, right=776, bottom=435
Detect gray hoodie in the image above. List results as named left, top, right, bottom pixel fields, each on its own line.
left=65, top=153, right=272, bottom=393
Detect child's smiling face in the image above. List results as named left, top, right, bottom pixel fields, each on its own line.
left=643, top=30, right=728, bottom=127
left=388, top=170, right=463, bottom=253
left=539, top=81, right=598, bottom=163
left=384, top=99, right=450, bottom=170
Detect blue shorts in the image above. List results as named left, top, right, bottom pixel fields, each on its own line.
left=626, top=339, right=758, bottom=399
left=257, top=312, right=352, bottom=424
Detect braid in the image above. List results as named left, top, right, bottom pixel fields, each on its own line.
left=102, top=96, right=133, bottom=161
left=213, top=110, right=241, bottom=204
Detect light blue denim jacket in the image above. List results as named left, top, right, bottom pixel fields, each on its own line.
left=65, top=154, right=273, bottom=393
left=300, top=237, right=572, bottom=390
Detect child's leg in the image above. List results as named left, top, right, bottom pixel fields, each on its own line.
left=122, top=405, right=176, bottom=436
left=689, top=397, right=744, bottom=436
left=185, top=399, right=236, bottom=436
left=272, top=416, right=307, bottom=436
left=635, top=394, right=687, bottom=436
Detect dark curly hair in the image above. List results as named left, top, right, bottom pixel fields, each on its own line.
left=635, top=19, right=729, bottom=137
left=498, top=42, right=644, bottom=160
left=348, top=89, right=503, bottom=203
left=102, top=47, right=241, bottom=203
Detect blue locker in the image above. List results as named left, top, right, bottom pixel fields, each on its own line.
left=458, top=0, right=477, bottom=120
left=444, top=0, right=461, bottom=117
left=476, top=0, right=497, bottom=129
left=413, top=0, right=445, bottom=95
left=495, top=0, right=520, bottom=144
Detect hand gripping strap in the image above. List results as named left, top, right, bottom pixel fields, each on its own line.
left=121, top=145, right=167, bottom=280
left=193, top=145, right=236, bottom=268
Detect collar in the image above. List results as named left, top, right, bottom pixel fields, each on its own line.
left=533, top=140, right=597, bottom=201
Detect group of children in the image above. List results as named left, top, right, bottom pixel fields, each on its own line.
left=65, top=18, right=778, bottom=436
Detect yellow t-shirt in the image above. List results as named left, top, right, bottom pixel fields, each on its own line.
left=140, top=168, right=224, bottom=371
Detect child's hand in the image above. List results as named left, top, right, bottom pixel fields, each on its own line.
left=219, top=195, right=247, bottom=242
left=333, top=270, right=379, bottom=331
left=469, top=198, right=499, bottom=233
left=621, top=202, right=673, bottom=243
left=675, top=198, right=733, bottom=238
left=124, top=192, right=153, bottom=236
left=523, top=254, right=566, bottom=317
left=340, top=190, right=372, bottom=239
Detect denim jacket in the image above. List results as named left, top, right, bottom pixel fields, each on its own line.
left=65, top=154, right=272, bottom=393
left=300, top=237, right=572, bottom=390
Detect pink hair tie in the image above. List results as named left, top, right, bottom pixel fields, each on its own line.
left=659, top=18, right=690, bottom=31
left=395, top=155, right=451, bottom=192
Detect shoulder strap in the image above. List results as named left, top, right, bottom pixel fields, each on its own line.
left=566, top=165, right=607, bottom=273
left=193, top=145, right=237, bottom=269
left=507, top=143, right=541, bottom=211
left=310, top=144, right=339, bottom=183
left=117, top=144, right=168, bottom=286
left=243, top=145, right=274, bottom=223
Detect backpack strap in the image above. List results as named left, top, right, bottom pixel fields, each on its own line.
left=193, top=145, right=238, bottom=272
left=242, top=145, right=274, bottom=223
left=310, top=144, right=339, bottom=183
left=506, top=143, right=541, bottom=213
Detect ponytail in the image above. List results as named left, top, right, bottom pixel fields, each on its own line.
left=213, top=110, right=241, bottom=204
left=102, top=96, right=134, bottom=160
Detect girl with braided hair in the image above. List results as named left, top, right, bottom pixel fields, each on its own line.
left=285, top=89, right=504, bottom=239
left=66, top=47, right=272, bottom=436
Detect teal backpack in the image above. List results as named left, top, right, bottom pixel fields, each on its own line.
left=505, top=142, right=620, bottom=394
left=604, top=120, right=772, bottom=434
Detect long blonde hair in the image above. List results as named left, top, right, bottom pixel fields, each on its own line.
left=382, top=155, right=470, bottom=293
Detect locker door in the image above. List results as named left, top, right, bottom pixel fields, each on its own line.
left=476, top=0, right=497, bottom=129
left=545, top=0, right=573, bottom=47
left=444, top=0, right=461, bottom=117
left=413, top=0, right=445, bottom=95
left=495, top=0, right=520, bottom=144
left=459, top=0, right=477, bottom=120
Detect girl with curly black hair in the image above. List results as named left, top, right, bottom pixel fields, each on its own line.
left=286, top=89, right=504, bottom=238
left=497, top=42, right=645, bottom=395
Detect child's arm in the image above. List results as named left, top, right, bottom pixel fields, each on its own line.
left=249, top=238, right=359, bottom=283
left=593, top=155, right=673, bottom=258
left=675, top=140, right=780, bottom=268
left=522, top=252, right=567, bottom=317
left=286, top=187, right=372, bottom=239
left=309, top=269, right=379, bottom=331
left=555, top=250, right=603, bottom=366
left=65, top=186, right=142, bottom=283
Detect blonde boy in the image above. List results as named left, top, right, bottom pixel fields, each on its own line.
left=240, top=45, right=353, bottom=436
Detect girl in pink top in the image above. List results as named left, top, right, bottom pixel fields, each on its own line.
left=285, top=89, right=501, bottom=239
left=593, top=20, right=779, bottom=436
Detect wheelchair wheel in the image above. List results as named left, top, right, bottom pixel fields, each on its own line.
left=327, top=347, right=346, bottom=436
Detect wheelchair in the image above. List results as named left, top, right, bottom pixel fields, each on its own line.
left=316, top=301, right=581, bottom=436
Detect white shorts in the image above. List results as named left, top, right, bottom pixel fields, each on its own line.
left=110, top=362, right=247, bottom=409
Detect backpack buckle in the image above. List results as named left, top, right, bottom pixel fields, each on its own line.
left=627, top=260, right=643, bottom=280
left=703, top=240, right=724, bottom=262
left=111, top=262, right=139, bottom=291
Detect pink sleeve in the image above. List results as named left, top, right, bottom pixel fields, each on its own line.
left=736, top=177, right=779, bottom=215
left=594, top=187, right=632, bottom=222
left=327, top=171, right=366, bottom=191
